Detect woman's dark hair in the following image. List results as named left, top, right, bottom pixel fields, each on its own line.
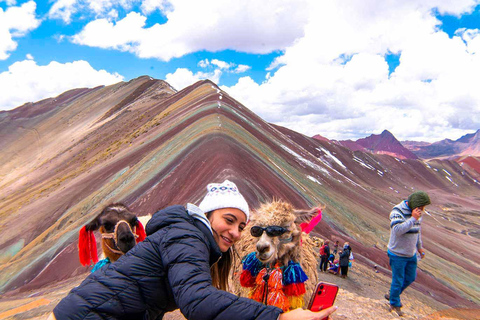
left=206, top=211, right=235, bottom=291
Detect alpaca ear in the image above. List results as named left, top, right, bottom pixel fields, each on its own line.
left=78, top=226, right=98, bottom=266
left=135, top=221, right=146, bottom=243
left=85, top=217, right=100, bottom=232
left=295, top=206, right=324, bottom=234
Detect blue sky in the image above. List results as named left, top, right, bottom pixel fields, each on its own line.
left=1, top=0, right=479, bottom=142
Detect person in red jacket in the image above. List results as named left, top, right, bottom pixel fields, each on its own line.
left=319, top=240, right=330, bottom=272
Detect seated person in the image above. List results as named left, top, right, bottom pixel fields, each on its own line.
left=328, top=259, right=340, bottom=274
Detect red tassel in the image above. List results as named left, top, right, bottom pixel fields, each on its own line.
left=78, top=226, right=98, bottom=266
left=240, top=270, right=256, bottom=287
left=135, top=221, right=146, bottom=243
left=284, top=282, right=306, bottom=296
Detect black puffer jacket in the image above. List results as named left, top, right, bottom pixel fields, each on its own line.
left=339, top=247, right=351, bottom=267
left=54, top=205, right=282, bottom=320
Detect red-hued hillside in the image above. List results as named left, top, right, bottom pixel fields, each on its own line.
left=457, top=156, right=480, bottom=176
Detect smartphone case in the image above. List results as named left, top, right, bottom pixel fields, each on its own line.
left=307, top=282, right=339, bottom=313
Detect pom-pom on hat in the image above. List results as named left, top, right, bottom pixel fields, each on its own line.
left=199, top=180, right=250, bottom=221
left=407, top=191, right=431, bottom=210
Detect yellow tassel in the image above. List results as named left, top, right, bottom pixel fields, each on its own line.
left=288, top=295, right=304, bottom=309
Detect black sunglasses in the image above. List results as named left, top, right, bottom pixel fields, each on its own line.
left=250, top=225, right=289, bottom=237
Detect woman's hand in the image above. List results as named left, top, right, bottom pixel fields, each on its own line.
left=278, top=306, right=338, bottom=320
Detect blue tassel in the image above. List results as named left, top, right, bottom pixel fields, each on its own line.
left=91, top=257, right=110, bottom=273
left=282, top=261, right=308, bottom=285
left=242, top=252, right=264, bottom=277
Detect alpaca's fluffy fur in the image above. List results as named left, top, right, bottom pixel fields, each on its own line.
left=231, top=200, right=320, bottom=306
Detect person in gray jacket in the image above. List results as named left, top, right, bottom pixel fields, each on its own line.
left=386, top=191, right=430, bottom=316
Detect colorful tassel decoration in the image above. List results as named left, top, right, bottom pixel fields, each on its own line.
left=250, top=268, right=267, bottom=302
left=78, top=226, right=98, bottom=266
left=241, top=252, right=264, bottom=278
left=283, top=261, right=308, bottom=285
left=240, top=269, right=256, bottom=287
left=284, top=282, right=306, bottom=296
left=135, top=221, right=146, bottom=243
left=242, top=252, right=309, bottom=311
left=248, top=265, right=291, bottom=311
left=288, top=295, right=304, bottom=309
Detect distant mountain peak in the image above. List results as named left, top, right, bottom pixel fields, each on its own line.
left=457, top=129, right=480, bottom=144
left=312, top=134, right=330, bottom=142
left=381, top=129, right=393, bottom=136
left=339, top=130, right=418, bottom=159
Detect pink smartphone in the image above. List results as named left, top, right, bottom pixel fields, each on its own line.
left=307, top=282, right=339, bottom=316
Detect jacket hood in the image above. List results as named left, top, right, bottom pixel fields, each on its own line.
left=145, top=205, right=222, bottom=265
left=145, top=205, right=190, bottom=235
left=395, top=200, right=411, bottom=214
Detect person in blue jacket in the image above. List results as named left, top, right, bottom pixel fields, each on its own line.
left=51, top=180, right=337, bottom=320
left=385, top=191, right=430, bottom=317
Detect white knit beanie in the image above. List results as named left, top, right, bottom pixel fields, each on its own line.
left=198, top=180, right=250, bottom=221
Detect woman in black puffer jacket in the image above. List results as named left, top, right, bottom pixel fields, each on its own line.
left=52, top=180, right=337, bottom=320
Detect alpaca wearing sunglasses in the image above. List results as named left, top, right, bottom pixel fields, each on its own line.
left=232, top=200, right=322, bottom=309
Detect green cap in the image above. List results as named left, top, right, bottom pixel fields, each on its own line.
left=407, top=191, right=431, bottom=210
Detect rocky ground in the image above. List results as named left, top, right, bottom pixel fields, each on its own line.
left=1, top=262, right=477, bottom=320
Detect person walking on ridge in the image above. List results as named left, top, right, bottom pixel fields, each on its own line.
left=386, top=191, right=430, bottom=316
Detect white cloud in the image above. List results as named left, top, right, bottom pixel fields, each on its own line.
left=70, top=0, right=310, bottom=60
left=48, top=0, right=77, bottom=23
left=198, top=58, right=251, bottom=75
left=0, top=1, right=40, bottom=60
left=49, top=0, right=138, bottom=23
left=0, top=0, right=17, bottom=5
left=233, top=64, right=251, bottom=73
left=140, top=0, right=171, bottom=15
left=0, top=59, right=123, bottom=110
left=221, top=0, right=480, bottom=142
left=26, top=53, right=33, bottom=59
left=198, top=59, right=209, bottom=68
left=165, top=68, right=221, bottom=91
left=210, top=59, right=232, bottom=70
left=71, top=12, right=146, bottom=50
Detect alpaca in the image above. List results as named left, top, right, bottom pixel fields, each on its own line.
left=78, top=203, right=146, bottom=268
left=232, top=200, right=322, bottom=311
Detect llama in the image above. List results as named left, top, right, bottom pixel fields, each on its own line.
left=78, top=203, right=146, bottom=268
left=233, top=200, right=322, bottom=311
